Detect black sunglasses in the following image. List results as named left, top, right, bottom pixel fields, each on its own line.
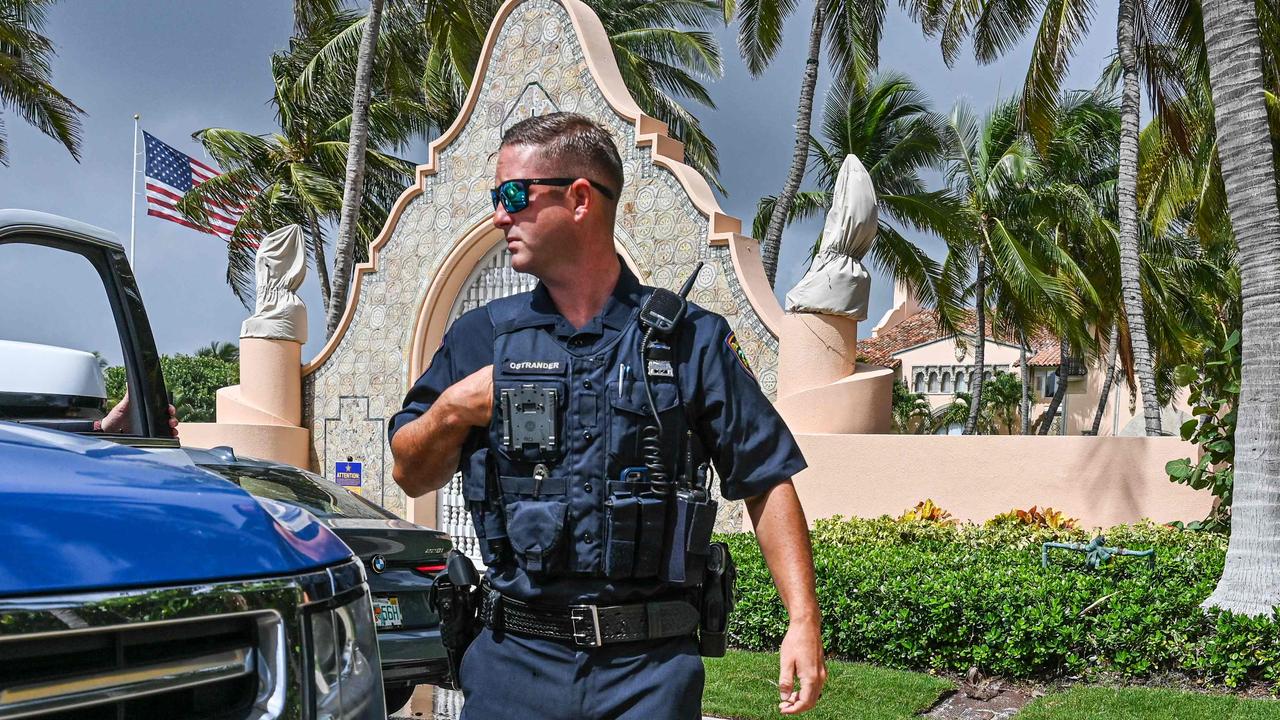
left=490, top=177, right=617, bottom=213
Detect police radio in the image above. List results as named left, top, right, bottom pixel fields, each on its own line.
left=639, top=261, right=702, bottom=336
left=636, top=263, right=703, bottom=487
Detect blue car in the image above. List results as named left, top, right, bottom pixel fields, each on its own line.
left=0, top=209, right=387, bottom=719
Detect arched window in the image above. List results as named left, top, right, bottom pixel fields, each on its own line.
left=927, top=371, right=939, bottom=393
left=941, top=371, right=952, bottom=393
left=956, top=371, right=968, bottom=392
left=914, top=372, right=925, bottom=393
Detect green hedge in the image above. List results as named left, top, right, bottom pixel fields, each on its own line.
left=726, top=517, right=1280, bottom=688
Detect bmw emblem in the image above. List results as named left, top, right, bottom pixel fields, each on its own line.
left=370, top=555, right=387, bottom=574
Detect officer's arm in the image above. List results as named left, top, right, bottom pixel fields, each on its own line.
left=390, top=365, right=493, bottom=497
left=745, top=480, right=826, bottom=715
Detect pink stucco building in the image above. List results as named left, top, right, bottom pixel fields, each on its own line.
left=859, top=281, right=1179, bottom=436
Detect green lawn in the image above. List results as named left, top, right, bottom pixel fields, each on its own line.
left=703, top=652, right=1280, bottom=720
left=1020, top=686, right=1280, bottom=720
left=702, top=651, right=953, bottom=720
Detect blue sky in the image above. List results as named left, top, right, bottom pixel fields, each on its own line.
left=0, top=1, right=1116, bottom=365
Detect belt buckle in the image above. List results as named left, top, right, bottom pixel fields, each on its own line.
left=569, top=605, right=602, bottom=647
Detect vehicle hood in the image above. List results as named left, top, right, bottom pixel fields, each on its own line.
left=0, top=422, right=352, bottom=597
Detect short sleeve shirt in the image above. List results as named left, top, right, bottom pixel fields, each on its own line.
left=389, top=263, right=807, bottom=503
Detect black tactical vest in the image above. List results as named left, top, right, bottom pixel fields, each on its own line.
left=461, top=291, right=717, bottom=587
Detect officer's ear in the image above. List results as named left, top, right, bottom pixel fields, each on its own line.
left=569, top=177, right=594, bottom=223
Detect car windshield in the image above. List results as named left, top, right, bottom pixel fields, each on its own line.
left=203, top=464, right=395, bottom=520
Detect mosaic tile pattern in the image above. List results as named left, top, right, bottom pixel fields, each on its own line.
left=304, top=0, right=777, bottom=531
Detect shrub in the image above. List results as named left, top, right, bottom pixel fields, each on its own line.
left=896, top=499, right=955, bottom=524
left=726, top=517, right=1280, bottom=688
left=106, top=352, right=239, bottom=423
left=988, top=506, right=1079, bottom=530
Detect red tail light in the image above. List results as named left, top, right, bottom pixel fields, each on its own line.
left=415, top=564, right=446, bottom=574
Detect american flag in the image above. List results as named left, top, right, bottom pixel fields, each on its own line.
left=143, top=131, right=245, bottom=240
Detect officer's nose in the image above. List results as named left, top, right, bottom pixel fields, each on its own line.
left=493, top=202, right=513, bottom=229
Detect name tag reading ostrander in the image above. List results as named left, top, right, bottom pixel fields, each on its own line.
left=505, top=360, right=565, bottom=375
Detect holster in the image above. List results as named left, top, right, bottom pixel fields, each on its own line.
left=697, top=541, right=736, bottom=657
left=427, top=550, right=482, bottom=690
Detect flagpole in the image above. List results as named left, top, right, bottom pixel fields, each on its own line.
left=129, top=114, right=140, bottom=267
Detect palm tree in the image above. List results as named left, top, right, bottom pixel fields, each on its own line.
left=1024, top=91, right=1120, bottom=434
left=0, top=0, right=83, bottom=165
left=195, top=341, right=240, bottom=363
left=1198, top=0, right=1280, bottom=616
left=931, top=391, right=994, bottom=434
left=178, top=12, right=426, bottom=322
left=751, top=72, right=957, bottom=311
left=892, top=380, right=932, bottom=433
left=911, top=0, right=1199, bottom=436
left=982, top=370, right=1023, bottom=433
left=939, top=99, right=1075, bottom=434
left=327, top=0, right=386, bottom=339
left=734, top=0, right=881, bottom=285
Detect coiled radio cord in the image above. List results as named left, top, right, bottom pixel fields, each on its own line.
left=640, top=326, right=670, bottom=493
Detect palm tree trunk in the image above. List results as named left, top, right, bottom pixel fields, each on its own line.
left=1018, top=330, right=1031, bottom=434
left=308, top=210, right=332, bottom=319
left=1200, top=0, right=1280, bottom=616
left=326, top=0, right=385, bottom=338
left=1089, top=321, right=1119, bottom=435
left=964, top=255, right=987, bottom=434
left=1039, top=339, right=1070, bottom=435
left=760, top=4, right=823, bottom=287
left=1117, top=0, right=1161, bottom=436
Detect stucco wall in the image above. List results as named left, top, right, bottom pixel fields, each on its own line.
left=783, top=434, right=1210, bottom=528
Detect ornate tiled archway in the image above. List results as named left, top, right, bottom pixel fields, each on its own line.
left=302, top=0, right=783, bottom=521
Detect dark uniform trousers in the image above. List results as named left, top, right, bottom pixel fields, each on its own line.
left=458, top=627, right=705, bottom=719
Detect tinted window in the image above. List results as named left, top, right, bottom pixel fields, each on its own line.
left=204, top=464, right=395, bottom=520
left=0, top=241, right=139, bottom=434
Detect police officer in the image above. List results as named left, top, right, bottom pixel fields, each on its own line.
left=389, top=112, right=826, bottom=718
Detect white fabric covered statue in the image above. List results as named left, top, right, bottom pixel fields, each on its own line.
left=784, top=154, right=878, bottom=320
left=240, top=224, right=308, bottom=343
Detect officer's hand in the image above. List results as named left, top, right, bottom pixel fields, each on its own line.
left=442, top=365, right=494, bottom=427
left=778, top=619, right=826, bottom=714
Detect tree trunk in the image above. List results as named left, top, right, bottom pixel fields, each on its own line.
left=964, top=255, right=987, bottom=434
left=1039, top=338, right=1069, bottom=435
left=326, top=0, right=385, bottom=339
left=1117, top=0, right=1162, bottom=436
left=1090, top=322, right=1119, bottom=435
left=1201, top=0, right=1280, bottom=616
left=760, top=4, right=823, bottom=287
left=1019, top=330, right=1031, bottom=434
left=308, top=210, right=332, bottom=319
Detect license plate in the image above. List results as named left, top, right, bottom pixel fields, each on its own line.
left=372, top=596, right=402, bottom=630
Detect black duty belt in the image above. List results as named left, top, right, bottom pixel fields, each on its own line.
left=479, top=587, right=699, bottom=648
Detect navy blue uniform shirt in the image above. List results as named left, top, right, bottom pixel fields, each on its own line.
left=389, top=262, right=806, bottom=603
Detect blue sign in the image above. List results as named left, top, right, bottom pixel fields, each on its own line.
left=335, top=461, right=363, bottom=487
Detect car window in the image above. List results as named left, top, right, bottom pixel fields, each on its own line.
left=203, top=464, right=395, bottom=520
left=0, top=241, right=139, bottom=435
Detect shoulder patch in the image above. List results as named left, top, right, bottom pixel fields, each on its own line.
left=724, top=331, right=754, bottom=377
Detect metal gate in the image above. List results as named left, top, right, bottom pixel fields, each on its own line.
left=436, top=241, right=538, bottom=567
